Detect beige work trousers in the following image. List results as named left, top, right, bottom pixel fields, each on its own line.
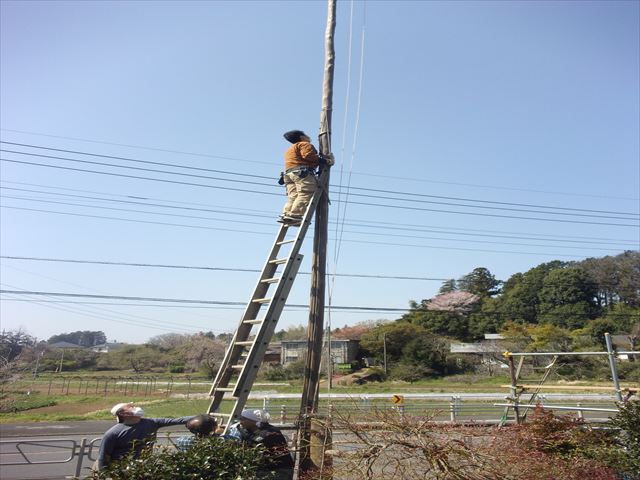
left=282, top=171, right=317, bottom=217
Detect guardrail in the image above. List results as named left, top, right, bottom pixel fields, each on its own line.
left=0, top=437, right=100, bottom=478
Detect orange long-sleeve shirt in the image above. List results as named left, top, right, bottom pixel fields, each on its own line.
left=284, top=141, right=320, bottom=171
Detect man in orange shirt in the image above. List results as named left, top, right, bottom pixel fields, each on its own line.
left=278, top=130, right=334, bottom=224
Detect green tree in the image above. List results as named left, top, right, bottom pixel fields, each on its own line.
left=360, top=322, right=427, bottom=363
left=578, top=251, right=640, bottom=308
left=48, top=330, right=106, bottom=347
left=538, top=267, right=600, bottom=329
left=0, top=329, right=36, bottom=364
left=407, top=310, right=470, bottom=341
left=500, top=261, right=567, bottom=324
left=438, top=279, right=457, bottom=294
left=527, top=324, right=573, bottom=352
left=458, top=267, right=501, bottom=298
left=401, top=334, right=448, bottom=375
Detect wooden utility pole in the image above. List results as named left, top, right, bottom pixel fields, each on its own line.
left=298, top=0, right=336, bottom=476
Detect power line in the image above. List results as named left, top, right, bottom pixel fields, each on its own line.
left=1, top=141, right=275, bottom=180
left=3, top=129, right=637, bottom=202
left=3, top=180, right=637, bottom=244
left=3, top=142, right=638, bottom=218
left=0, top=129, right=275, bottom=166
left=2, top=291, right=637, bottom=319
left=0, top=256, right=449, bottom=281
left=0, top=289, right=410, bottom=313
left=3, top=157, right=637, bottom=227
left=0, top=287, right=202, bottom=333
left=3, top=193, right=633, bottom=251
left=0, top=158, right=280, bottom=197
left=2, top=206, right=630, bottom=258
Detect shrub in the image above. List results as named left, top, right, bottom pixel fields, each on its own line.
left=168, top=364, right=185, bottom=374
left=0, top=393, right=57, bottom=413
left=608, top=400, right=640, bottom=479
left=86, top=436, right=265, bottom=480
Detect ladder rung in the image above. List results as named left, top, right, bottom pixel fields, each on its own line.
left=277, top=239, right=295, bottom=245
left=230, top=365, right=244, bottom=369
left=234, top=341, right=253, bottom=346
left=268, top=258, right=288, bottom=265
left=253, top=298, right=271, bottom=304
left=261, top=277, right=280, bottom=284
left=211, top=412, right=232, bottom=417
left=243, top=319, right=262, bottom=325
left=214, top=387, right=235, bottom=392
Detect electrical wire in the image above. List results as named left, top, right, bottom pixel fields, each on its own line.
left=3, top=143, right=637, bottom=217
left=0, top=289, right=410, bottom=313
left=3, top=157, right=637, bottom=227
left=1, top=205, right=627, bottom=257
left=3, top=181, right=637, bottom=244
left=3, top=128, right=637, bottom=202
left=0, top=256, right=450, bottom=281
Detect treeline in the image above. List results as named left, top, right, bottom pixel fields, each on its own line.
left=0, top=331, right=229, bottom=379
left=48, top=330, right=106, bottom=347
left=350, top=251, right=639, bottom=381
left=402, top=251, right=639, bottom=341
left=2, top=252, right=638, bottom=382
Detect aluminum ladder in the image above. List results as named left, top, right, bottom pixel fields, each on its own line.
left=207, top=170, right=328, bottom=430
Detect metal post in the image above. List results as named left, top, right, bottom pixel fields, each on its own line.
left=33, top=350, right=43, bottom=379
left=383, top=333, right=388, bottom=375
left=450, top=396, right=457, bottom=423
left=605, top=333, right=623, bottom=402
left=75, top=438, right=87, bottom=478
left=58, top=349, right=64, bottom=373
left=281, top=405, right=287, bottom=424
left=507, top=355, right=521, bottom=424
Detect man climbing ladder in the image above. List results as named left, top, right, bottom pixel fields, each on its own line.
left=278, top=129, right=334, bottom=225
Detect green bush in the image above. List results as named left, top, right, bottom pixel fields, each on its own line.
left=608, top=400, right=640, bottom=479
left=0, top=393, right=57, bottom=413
left=168, top=364, right=185, bottom=373
left=87, top=437, right=265, bottom=480
left=616, top=361, right=640, bottom=381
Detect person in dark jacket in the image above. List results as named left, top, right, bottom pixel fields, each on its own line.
left=175, top=414, right=219, bottom=451
left=97, top=402, right=194, bottom=470
left=238, top=409, right=294, bottom=480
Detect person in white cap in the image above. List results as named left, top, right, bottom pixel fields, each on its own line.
left=97, top=402, right=194, bottom=470
left=236, top=408, right=294, bottom=480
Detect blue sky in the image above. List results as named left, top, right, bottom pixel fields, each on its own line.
left=1, top=0, right=638, bottom=344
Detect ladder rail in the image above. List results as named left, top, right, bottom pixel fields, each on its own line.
left=207, top=171, right=328, bottom=418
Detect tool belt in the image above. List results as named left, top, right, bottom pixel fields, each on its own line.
left=285, top=166, right=316, bottom=177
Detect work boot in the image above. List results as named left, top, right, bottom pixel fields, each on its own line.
left=282, top=215, right=302, bottom=225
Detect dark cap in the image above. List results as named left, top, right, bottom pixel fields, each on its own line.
left=283, top=130, right=307, bottom=143
left=186, top=414, right=217, bottom=436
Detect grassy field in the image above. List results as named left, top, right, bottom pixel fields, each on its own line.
left=0, top=371, right=632, bottom=423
